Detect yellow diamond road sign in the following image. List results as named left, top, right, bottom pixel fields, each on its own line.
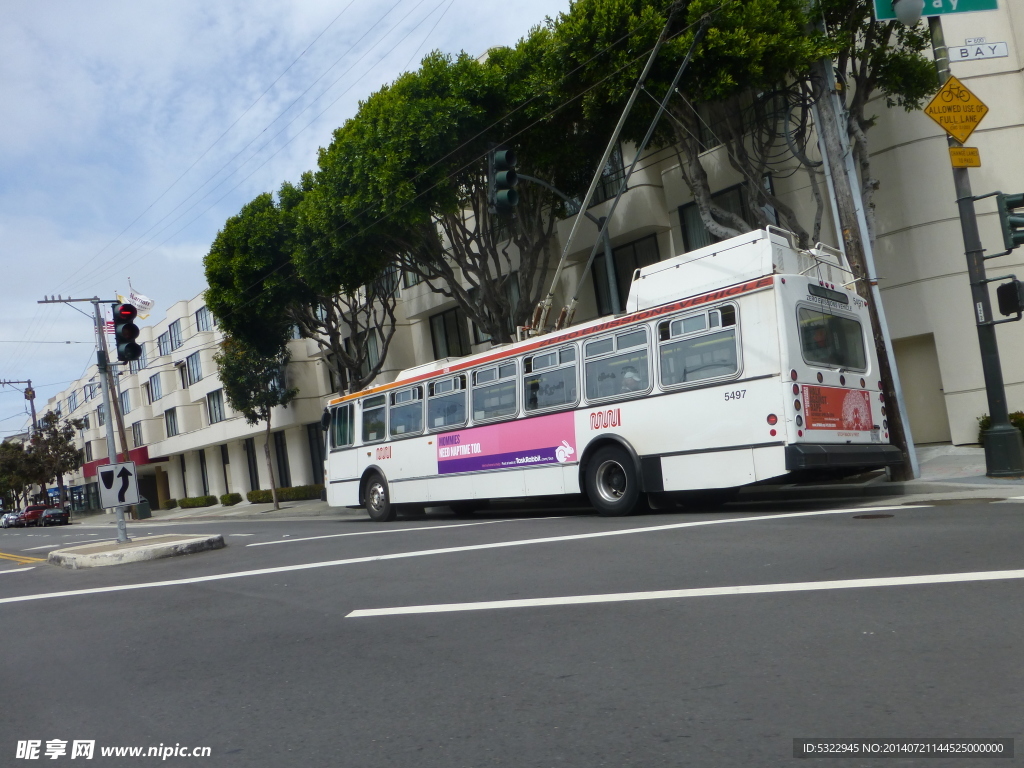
left=924, top=75, right=989, bottom=144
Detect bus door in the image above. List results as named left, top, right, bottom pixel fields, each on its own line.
left=327, top=403, right=357, bottom=482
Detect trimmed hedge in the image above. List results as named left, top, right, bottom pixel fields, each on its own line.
left=220, top=492, right=243, bottom=507
left=178, top=495, right=217, bottom=509
left=246, top=484, right=325, bottom=504
left=977, top=411, right=1024, bottom=444
left=160, top=499, right=178, bottom=510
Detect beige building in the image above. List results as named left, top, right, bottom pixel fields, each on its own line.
left=40, top=9, right=1024, bottom=506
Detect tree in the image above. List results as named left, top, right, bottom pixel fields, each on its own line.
left=214, top=337, right=297, bottom=510
left=303, top=41, right=606, bottom=344
left=29, top=412, right=84, bottom=507
left=204, top=180, right=401, bottom=394
left=0, top=440, right=43, bottom=509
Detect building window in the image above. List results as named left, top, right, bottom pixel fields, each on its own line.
left=132, top=421, right=143, bottom=448
left=157, top=331, right=172, bottom=356
left=429, top=307, right=471, bottom=359
left=119, top=389, right=131, bottom=415
left=185, top=352, right=203, bottom=386
left=148, top=373, right=162, bottom=402
left=198, top=449, right=210, bottom=496
left=345, top=333, right=380, bottom=381
left=169, top=319, right=183, bottom=350
left=471, top=276, right=521, bottom=345
left=129, top=343, right=148, bottom=373
left=207, top=389, right=225, bottom=424
left=84, top=382, right=97, bottom=402
left=567, top=144, right=626, bottom=212
left=97, top=405, right=106, bottom=427
left=402, top=270, right=423, bottom=289
left=85, top=441, right=93, bottom=462
left=82, top=414, right=90, bottom=430
left=307, top=423, right=326, bottom=485
left=678, top=178, right=777, bottom=253
left=68, top=390, right=79, bottom=412
left=591, top=234, right=661, bottom=316
left=165, top=408, right=179, bottom=438
left=273, top=431, right=291, bottom=488
left=244, top=437, right=260, bottom=491
left=195, top=306, right=213, bottom=332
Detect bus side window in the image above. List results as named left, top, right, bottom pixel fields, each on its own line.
left=524, top=345, right=578, bottom=412
left=472, top=364, right=517, bottom=421
left=331, top=404, right=354, bottom=449
left=428, top=375, right=467, bottom=429
left=362, top=395, right=386, bottom=443
left=584, top=328, right=650, bottom=401
left=390, top=386, right=423, bottom=437
left=659, top=306, right=739, bottom=387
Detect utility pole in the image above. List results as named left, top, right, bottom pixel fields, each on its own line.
left=0, top=380, right=38, bottom=436
left=927, top=17, right=1024, bottom=476
left=38, top=295, right=131, bottom=542
left=810, top=57, right=919, bottom=480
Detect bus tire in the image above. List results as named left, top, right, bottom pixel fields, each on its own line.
left=586, top=445, right=641, bottom=517
left=364, top=472, right=396, bottom=522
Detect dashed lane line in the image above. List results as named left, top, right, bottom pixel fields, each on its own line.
left=346, top=568, right=1024, bottom=617
left=0, top=505, right=924, bottom=606
left=0, top=567, right=35, bottom=575
left=22, top=539, right=117, bottom=552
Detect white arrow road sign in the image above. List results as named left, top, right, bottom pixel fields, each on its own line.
left=98, top=461, right=140, bottom=508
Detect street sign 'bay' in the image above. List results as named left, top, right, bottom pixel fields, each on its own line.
left=923, top=75, right=988, bottom=144
left=874, top=0, right=998, bottom=21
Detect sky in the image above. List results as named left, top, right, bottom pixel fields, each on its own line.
left=0, top=0, right=572, bottom=435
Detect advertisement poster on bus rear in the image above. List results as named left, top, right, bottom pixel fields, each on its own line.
left=801, top=385, right=872, bottom=431
left=437, top=411, right=576, bottom=474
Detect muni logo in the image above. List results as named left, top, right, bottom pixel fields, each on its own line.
left=590, top=408, right=622, bottom=430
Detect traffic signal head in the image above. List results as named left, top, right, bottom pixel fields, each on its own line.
left=996, top=279, right=1024, bottom=317
left=489, top=148, right=519, bottom=214
left=996, top=192, right=1024, bottom=251
left=112, top=303, right=142, bottom=362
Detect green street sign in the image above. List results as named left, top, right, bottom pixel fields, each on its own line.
left=874, top=0, right=998, bottom=21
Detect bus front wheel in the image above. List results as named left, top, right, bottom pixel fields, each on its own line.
left=586, top=446, right=641, bottom=517
left=365, top=472, right=396, bottom=522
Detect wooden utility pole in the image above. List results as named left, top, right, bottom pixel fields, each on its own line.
left=811, top=59, right=918, bottom=480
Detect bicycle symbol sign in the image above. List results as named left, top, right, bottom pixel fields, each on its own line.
left=924, top=75, right=989, bottom=143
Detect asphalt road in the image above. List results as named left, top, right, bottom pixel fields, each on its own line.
left=2, top=498, right=1023, bottom=767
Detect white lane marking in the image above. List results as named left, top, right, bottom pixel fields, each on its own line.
left=247, top=518, right=543, bottom=547
left=347, top=568, right=1024, bottom=617
left=22, top=538, right=116, bottom=551
left=0, top=567, right=35, bottom=575
left=230, top=534, right=255, bottom=537
left=0, top=505, right=922, bottom=607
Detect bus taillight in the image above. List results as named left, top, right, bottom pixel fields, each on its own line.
left=767, top=414, right=778, bottom=425
left=790, top=369, right=798, bottom=381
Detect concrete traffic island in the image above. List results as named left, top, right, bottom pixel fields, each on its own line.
left=48, top=534, right=225, bottom=569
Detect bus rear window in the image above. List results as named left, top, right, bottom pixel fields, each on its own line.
left=798, top=308, right=866, bottom=370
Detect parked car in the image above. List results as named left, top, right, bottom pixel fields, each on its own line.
left=39, top=508, right=71, bottom=526
left=1, top=510, right=21, bottom=528
left=16, top=505, right=54, bottom=527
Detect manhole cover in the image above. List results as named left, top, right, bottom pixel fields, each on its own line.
left=852, top=513, right=894, bottom=519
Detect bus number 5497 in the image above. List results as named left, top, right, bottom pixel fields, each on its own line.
left=724, top=390, right=746, bottom=401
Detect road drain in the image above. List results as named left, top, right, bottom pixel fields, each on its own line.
left=852, top=513, right=894, bottom=519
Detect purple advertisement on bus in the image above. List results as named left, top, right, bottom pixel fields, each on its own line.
left=437, top=411, right=577, bottom=475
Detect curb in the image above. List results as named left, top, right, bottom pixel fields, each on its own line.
left=48, top=534, right=226, bottom=569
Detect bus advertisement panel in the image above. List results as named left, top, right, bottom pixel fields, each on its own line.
left=437, top=411, right=576, bottom=474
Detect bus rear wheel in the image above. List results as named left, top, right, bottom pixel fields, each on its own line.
left=586, top=446, right=641, bottom=517
left=365, top=472, right=396, bottom=522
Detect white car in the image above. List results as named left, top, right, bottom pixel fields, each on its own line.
left=1, top=510, right=21, bottom=528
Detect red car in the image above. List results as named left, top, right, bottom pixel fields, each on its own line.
left=15, top=505, right=55, bottom=527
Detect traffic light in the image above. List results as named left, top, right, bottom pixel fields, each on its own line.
left=488, top=148, right=519, bottom=214
left=996, top=280, right=1024, bottom=317
left=112, top=303, right=142, bottom=362
left=996, top=192, right=1024, bottom=251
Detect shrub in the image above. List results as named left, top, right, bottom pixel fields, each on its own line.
left=246, top=485, right=325, bottom=504
left=977, top=411, right=1024, bottom=444
left=220, top=492, right=243, bottom=507
left=178, top=495, right=217, bottom=509
left=160, top=499, right=178, bottom=510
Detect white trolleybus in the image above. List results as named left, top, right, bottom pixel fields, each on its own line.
left=322, top=227, right=902, bottom=521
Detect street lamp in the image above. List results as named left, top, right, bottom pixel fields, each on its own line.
left=891, top=0, right=924, bottom=26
